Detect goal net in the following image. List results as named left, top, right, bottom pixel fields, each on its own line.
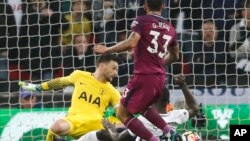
left=0, top=0, right=250, bottom=141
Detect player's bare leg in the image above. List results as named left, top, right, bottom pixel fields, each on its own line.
left=101, top=119, right=119, bottom=141
left=77, top=130, right=111, bottom=141
left=102, top=119, right=135, bottom=141
left=46, top=119, right=71, bottom=141
left=117, top=130, right=135, bottom=141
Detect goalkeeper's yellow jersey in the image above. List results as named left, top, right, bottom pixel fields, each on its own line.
left=41, top=70, right=121, bottom=121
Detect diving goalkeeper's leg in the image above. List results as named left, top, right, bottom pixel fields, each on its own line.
left=46, top=119, right=71, bottom=141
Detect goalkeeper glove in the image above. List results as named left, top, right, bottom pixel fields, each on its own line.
left=18, top=81, right=42, bottom=92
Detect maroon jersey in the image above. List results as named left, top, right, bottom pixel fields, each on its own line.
left=131, top=14, right=177, bottom=74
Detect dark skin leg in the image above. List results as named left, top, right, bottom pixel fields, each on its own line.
left=98, top=126, right=135, bottom=141
left=96, top=129, right=113, bottom=141
left=117, top=130, right=135, bottom=141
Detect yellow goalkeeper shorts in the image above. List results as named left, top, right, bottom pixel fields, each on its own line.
left=63, top=114, right=104, bottom=139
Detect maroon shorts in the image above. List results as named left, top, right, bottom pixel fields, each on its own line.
left=120, top=74, right=165, bottom=114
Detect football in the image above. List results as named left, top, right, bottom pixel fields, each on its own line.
left=181, top=131, right=201, bottom=141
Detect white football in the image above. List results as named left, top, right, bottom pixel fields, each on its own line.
left=181, top=131, right=201, bottom=141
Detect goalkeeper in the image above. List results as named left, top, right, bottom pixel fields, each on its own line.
left=19, top=54, right=121, bottom=141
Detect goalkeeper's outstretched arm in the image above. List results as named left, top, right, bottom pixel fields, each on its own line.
left=19, top=77, right=73, bottom=92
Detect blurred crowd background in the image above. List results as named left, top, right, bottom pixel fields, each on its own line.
left=0, top=0, right=250, bottom=94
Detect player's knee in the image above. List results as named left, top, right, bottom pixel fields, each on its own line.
left=50, top=119, right=70, bottom=135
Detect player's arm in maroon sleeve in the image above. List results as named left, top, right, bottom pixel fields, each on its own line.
left=93, top=32, right=141, bottom=54
left=163, top=41, right=179, bottom=65
left=93, top=17, right=142, bottom=54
